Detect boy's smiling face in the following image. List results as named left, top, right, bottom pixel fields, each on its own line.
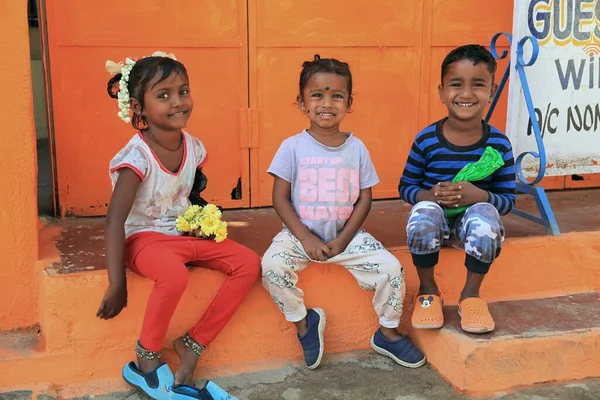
left=438, top=59, right=497, bottom=123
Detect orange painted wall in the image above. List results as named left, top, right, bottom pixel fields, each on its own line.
left=44, top=1, right=251, bottom=217
left=250, top=0, right=514, bottom=206
left=44, top=0, right=516, bottom=215
left=41, top=0, right=600, bottom=215
left=0, top=1, right=39, bottom=330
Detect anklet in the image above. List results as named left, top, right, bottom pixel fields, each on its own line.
left=135, top=340, right=161, bottom=360
left=182, top=333, right=205, bottom=356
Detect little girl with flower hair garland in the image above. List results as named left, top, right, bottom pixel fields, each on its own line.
left=98, top=51, right=259, bottom=400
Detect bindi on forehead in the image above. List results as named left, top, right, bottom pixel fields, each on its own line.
left=306, top=72, right=348, bottom=91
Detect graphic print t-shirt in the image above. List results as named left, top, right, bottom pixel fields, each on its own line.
left=268, top=130, right=379, bottom=243
left=109, top=131, right=207, bottom=238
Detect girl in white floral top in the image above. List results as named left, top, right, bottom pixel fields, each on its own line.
left=97, top=52, right=259, bottom=400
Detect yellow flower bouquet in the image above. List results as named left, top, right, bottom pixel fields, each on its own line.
left=175, top=204, right=228, bottom=242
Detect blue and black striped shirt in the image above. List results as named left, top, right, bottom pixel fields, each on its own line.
left=399, top=119, right=516, bottom=216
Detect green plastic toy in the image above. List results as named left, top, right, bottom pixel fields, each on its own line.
left=444, top=146, right=505, bottom=217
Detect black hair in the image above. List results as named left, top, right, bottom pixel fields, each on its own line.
left=441, top=44, right=497, bottom=83
left=298, top=54, right=353, bottom=106
left=106, top=56, right=189, bottom=130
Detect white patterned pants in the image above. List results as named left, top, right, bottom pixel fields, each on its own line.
left=261, top=229, right=405, bottom=328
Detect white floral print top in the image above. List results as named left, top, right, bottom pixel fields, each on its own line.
left=109, top=131, right=208, bottom=238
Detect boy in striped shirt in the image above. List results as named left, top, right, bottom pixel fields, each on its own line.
left=399, top=45, right=516, bottom=334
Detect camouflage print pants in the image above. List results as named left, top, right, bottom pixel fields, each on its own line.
left=406, top=201, right=504, bottom=274
left=261, top=229, right=405, bottom=328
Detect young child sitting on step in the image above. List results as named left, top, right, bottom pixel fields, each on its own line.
left=98, top=51, right=259, bottom=400
left=399, top=44, right=516, bottom=334
left=262, top=55, right=426, bottom=370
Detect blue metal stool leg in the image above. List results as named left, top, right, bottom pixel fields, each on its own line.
left=487, top=32, right=561, bottom=236
left=511, top=183, right=560, bottom=235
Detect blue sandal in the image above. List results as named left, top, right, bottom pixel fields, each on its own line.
left=169, top=381, right=238, bottom=400
left=122, top=361, right=175, bottom=400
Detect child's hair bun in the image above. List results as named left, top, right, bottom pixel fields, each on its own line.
left=302, top=54, right=321, bottom=68
left=107, top=74, right=122, bottom=99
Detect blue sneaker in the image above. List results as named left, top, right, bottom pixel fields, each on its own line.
left=122, top=361, right=174, bottom=399
left=170, top=381, right=238, bottom=399
left=298, top=308, right=326, bottom=369
left=370, top=329, right=426, bottom=368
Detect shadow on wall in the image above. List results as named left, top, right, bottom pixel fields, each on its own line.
left=29, top=0, right=53, bottom=215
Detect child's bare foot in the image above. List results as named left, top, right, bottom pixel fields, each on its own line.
left=173, top=336, right=201, bottom=385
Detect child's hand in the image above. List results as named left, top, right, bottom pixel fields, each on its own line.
left=326, top=237, right=348, bottom=258
left=300, top=234, right=332, bottom=261
left=432, top=181, right=462, bottom=208
left=454, top=181, right=489, bottom=207
left=433, top=181, right=488, bottom=208
left=96, top=284, right=127, bottom=319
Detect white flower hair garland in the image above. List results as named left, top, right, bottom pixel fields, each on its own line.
left=105, top=51, right=177, bottom=123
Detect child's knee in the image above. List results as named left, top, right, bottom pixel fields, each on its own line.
left=407, top=201, right=445, bottom=235
left=465, top=203, right=503, bottom=230
left=261, top=253, right=287, bottom=285
left=261, top=253, right=279, bottom=274
left=463, top=203, right=504, bottom=241
left=379, top=254, right=403, bottom=277
left=261, top=243, right=295, bottom=273
left=160, top=265, right=189, bottom=296
left=462, top=204, right=504, bottom=268
left=414, top=201, right=444, bottom=212
left=261, top=253, right=298, bottom=293
left=407, top=201, right=445, bottom=255
left=410, top=201, right=445, bottom=221
left=238, top=247, right=262, bottom=279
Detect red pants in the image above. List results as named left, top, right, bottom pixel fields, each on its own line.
left=125, top=232, right=261, bottom=352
